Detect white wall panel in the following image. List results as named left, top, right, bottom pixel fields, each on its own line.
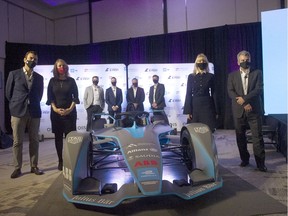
left=187, top=0, right=236, bottom=30
left=167, top=0, right=187, bottom=33
left=76, top=14, right=90, bottom=44
left=236, top=0, right=258, bottom=24
left=92, top=0, right=164, bottom=43
left=8, top=4, right=24, bottom=42
left=24, top=11, right=46, bottom=44
left=46, top=19, right=54, bottom=44
left=0, top=1, right=8, bottom=58
left=55, top=17, right=77, bottom=45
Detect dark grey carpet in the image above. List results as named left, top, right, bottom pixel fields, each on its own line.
left=27, top=166, right=287, bottom=216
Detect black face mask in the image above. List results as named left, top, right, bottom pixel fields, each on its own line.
left=153, top=79, right=158, bottom=84
left=111, top=82, right=117, bottom=86
left=93, top=81, right=98, bottom=85
left=132, top=83, right=138, bottom=87
left=26, top=60, right=36, bottom=69
left=196, top=62, right=208, bottom=71
left=240, top=61, right=250, bottom=69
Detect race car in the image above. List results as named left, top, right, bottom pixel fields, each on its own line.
left=62, top=111, right=222, bottom=208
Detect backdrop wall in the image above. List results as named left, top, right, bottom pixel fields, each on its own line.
left=35, top=63, right=214, bottom=138
left=4, top=22, right=263, bottom=133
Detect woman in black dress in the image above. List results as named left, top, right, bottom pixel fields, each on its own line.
left=46, top=59, right=79, bottom=170
left=183, top=53, right=218, bottom=132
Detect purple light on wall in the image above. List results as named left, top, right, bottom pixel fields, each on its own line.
left=42, top=0, right=86, bottom=7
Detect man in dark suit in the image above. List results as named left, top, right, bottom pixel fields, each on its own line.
left=126, top=78, right=145, bottom=112
left=149, top=75, right=166, bottom=110
left=6, top=51, right=44, bottom=178
left=149, top=75, right=168, bottom=124
left=105, top=77, right=123, bottom=124
left=83, top=76, right=105, bottom=131
left=227, top=50, right=266, bottom=172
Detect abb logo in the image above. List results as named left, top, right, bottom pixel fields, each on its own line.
left=134, top=160, right=158, bottom=168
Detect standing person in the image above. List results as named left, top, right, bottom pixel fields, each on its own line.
left=105, top=77, right=123, bottom=123
left=227, top=50, right=266, bottom=172
left=126, top=78, right=145, bottom=112
left=83, top=76, right=105, bottom=131
left=183, top=53, right=218, bottom=132
left=6, top=51, right=44, bottom=178
left=148, top=75, right=168, bottom=123
left=46, top=59, right=80, bottom=171
left=148, top=75, right=166, bottom=111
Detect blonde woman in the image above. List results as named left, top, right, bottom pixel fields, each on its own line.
left=183, top=53, right=218, bottom=132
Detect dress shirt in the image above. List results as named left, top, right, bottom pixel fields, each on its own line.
left=153, top=84, right=158, bottom=103
left=133, top=87, right=137, bottom=98
left=112, top=86, right=117, bottom=97
left=93, top=85, right=101, bottom=105
left=23, top=67, right=34, bottom=104
left=240, top=68, right=250, bottom=95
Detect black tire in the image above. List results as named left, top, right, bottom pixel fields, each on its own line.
left=180, top=129, right=196, bottom=171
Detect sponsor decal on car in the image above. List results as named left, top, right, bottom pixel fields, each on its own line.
left=134, top=160, right=158, bottom=168
left=194, top=126, right=209, bottom=134
left=137, top=168, right=160, bottom=182
left=67, top=136, right=83, bottom=144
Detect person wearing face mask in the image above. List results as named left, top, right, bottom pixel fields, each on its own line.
left=83, top=76, right=105, bottom=131
left=6, top=51, right=44, bottom=178
left=148, top=75, right=169, bottom=123
left=105, top=77, right=123, bottom=124
left=227, top=50, right=266, bottom=172
left=46, top=59, right=80, bottom=171
left=126, top=78, right=145, bottom=112
left=183, top=53, right=219, bottom=132
left=148, top=75, right=166, bottom=111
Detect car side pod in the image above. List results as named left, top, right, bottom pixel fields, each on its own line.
left=180, top=123, right=220, bottom=186
left=63, top=131, right=92, bottom=196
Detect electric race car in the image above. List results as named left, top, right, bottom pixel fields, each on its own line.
left=62, top=111, right=222, bottom=208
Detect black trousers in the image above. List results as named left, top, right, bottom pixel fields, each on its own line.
left=234, top=112, right=265, bottom=166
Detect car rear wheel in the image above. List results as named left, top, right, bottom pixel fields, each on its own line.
left=180, top=129, right=196, bottom=171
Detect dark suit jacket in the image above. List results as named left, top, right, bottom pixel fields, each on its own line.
left=227, top=69, right=264, bottom=118
left=126, top=87, right=145, bottom=111
left=105, top=87, right=123, bottom=111
left=149, top=83, right=166, bottom=109
left=6, top=68, right=44, bottom=118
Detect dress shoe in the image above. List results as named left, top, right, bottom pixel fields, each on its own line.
left=31, top=167, right=44, bottom=175
left=239, top=161, right=249, bottom=167
left=11, top=169, right=21, bottom=179
left=258, top=165, right=267, bottom=172
left=58, top=162, right=63, bottom=171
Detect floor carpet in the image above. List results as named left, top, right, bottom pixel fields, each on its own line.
left=27, top=166, right=287, bottom=216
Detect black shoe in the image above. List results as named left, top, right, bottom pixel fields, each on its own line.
left=258, top=165, right=267, bottom=172
left=58, top=162, right=63, bottom=171
left=239, top=161, right=249, bottom=167
left=11, top=169, right=21, bottom=179
left=31, top=167, right=44, bottom=175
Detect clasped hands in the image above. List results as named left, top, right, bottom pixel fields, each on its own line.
left=112, top=105, right=119, bottom=111
left=152, top=102, right=158, bottom=109
left=236, top=97, right=252, bottom=112
left=53, top=107, right=72, bottom=116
